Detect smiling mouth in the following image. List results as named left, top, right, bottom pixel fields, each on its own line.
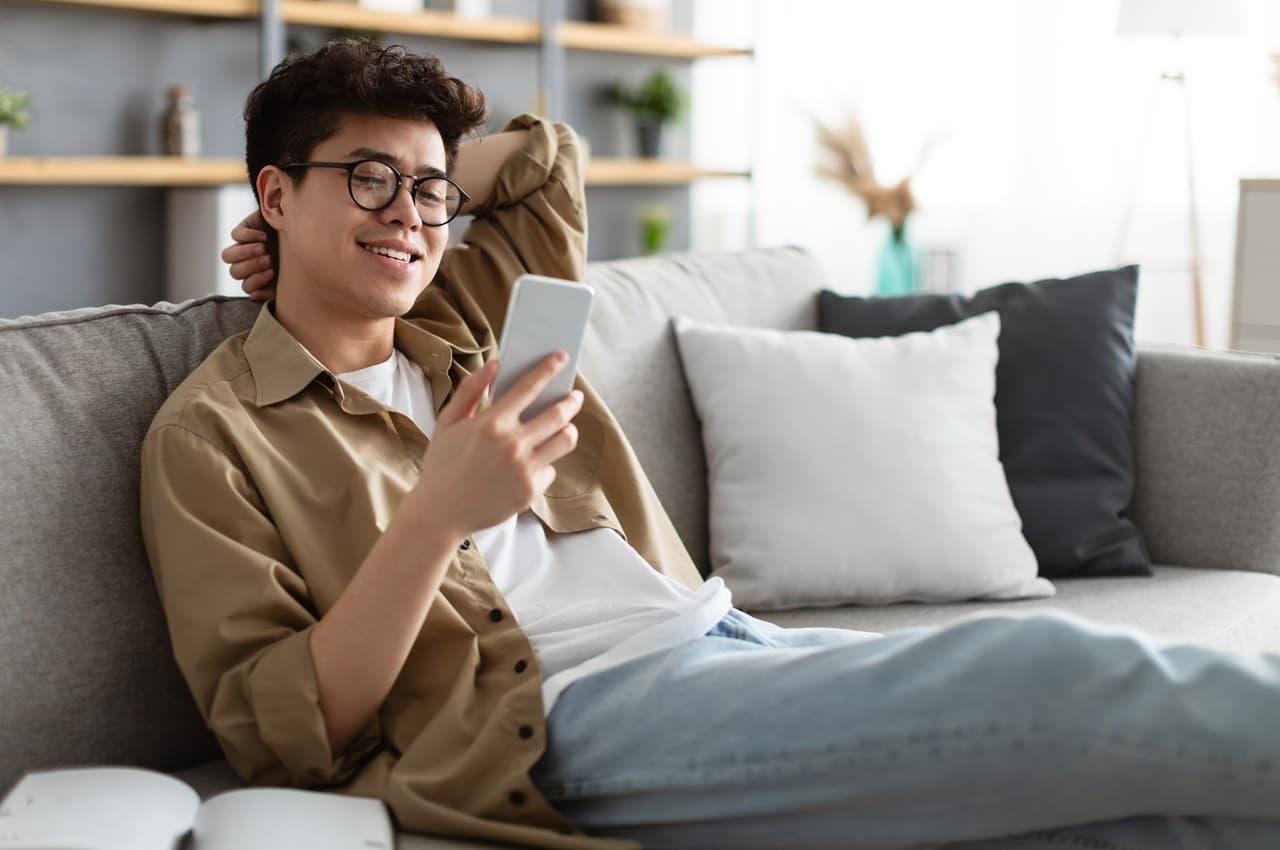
left=358, top=242, right=421, bottom=264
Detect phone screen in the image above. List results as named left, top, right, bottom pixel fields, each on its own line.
left=491, top=275, right=595, bottom=422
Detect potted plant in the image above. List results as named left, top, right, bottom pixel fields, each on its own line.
left=606, top=70, right=685, bottom=158
left=637, top=205, right=671, bottom=255
left=0, top=89, right=31, bottom=157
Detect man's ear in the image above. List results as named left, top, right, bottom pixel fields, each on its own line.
left=256, top=165, right=289, bottom=232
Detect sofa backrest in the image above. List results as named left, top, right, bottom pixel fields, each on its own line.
left=0, top=297, right=259, bottom=790
left=578, top=246, right=824, bottom=573
left=0, top=246, right=821, bottom=790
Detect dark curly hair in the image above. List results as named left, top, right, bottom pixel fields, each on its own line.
left=243, top=39, right=489, bottom=259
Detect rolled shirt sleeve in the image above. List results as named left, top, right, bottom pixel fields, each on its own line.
left=140, top=423, right=383, bottom=787
left=426, top=113, right=587, bottom=340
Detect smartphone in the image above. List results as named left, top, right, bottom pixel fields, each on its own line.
left=490, top=274, right=595, bottom=423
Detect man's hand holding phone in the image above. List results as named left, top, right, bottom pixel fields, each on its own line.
left=408, top=352, right=582, bottom=540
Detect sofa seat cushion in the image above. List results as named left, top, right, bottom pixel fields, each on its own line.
left=749, top=566, right=1280, bottom=655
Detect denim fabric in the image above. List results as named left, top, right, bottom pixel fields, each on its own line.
left=529, top=607, right=1280, bottom=850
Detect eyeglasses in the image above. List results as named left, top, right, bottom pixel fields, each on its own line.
left=280, top=159, right=470, bottom=227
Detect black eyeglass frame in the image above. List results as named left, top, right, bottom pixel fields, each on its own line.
left=279, top=159, right=471, bottom=227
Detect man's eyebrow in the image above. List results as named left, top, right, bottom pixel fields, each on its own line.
left=346, top=147, right=447, bottom=177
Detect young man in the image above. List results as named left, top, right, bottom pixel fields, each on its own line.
left=149, top=39, right=1280, bottom=850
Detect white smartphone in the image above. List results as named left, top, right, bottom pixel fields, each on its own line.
left=490, top=274, right=595, bottom=423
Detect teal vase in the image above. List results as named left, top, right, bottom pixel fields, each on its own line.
left=876, top=225, right=919, bottom=296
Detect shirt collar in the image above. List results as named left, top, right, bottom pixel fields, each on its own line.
left=242, top=301, right=472, bottom=408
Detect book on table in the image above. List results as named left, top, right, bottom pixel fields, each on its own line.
left=0, top=766, right=393, bottom=850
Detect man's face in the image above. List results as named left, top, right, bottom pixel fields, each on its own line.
left=275, top=112, right=450, bottom=319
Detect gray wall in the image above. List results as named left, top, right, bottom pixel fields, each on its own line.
left=0, top=0, right=692, bottom=317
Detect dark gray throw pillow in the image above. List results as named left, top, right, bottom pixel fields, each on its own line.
left=818, top=266, right=1151, bottom=579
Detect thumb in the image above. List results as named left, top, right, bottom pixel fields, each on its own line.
left=437, top=358, right=497, bottom=428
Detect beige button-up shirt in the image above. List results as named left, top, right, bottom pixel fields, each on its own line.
left=140, top=113, right=704, bottom=850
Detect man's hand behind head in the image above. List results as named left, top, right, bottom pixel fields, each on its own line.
left=221, top=210, right=275, bottom=302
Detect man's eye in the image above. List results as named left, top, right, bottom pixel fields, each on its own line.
left=355, top=176, right=388, bottom=188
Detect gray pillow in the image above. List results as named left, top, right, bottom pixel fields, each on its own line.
left=818, top=266, right=1151, bottom=579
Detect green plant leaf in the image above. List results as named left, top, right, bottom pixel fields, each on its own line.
left=607, top=70, right=685, bottom=123
left=0, top=88, right=31, bottom=128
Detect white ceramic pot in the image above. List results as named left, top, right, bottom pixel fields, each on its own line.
left=0, top=126, right=8, bottom=157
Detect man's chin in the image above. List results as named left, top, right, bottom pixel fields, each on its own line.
left=353, top=275, right=427, bottom=316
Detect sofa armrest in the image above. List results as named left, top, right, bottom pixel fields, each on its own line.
left=1132, top=344, right=1280, bottom=575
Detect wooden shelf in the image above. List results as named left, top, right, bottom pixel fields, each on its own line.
left=0, top=157, right=746, bottom=187
left=279, top=1, right=539, bottom=43
left=585, top=159, right=748, bottom=185
left=0, top=157, right=247, bottom=185
left=27, top=0, right=256, bottom=18
left=556, top=21, right=751, bottom=59
left=12, top=0, right=751, bottom=56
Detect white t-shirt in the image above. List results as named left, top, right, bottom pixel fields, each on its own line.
left=337, top=349, right=732, bottom=715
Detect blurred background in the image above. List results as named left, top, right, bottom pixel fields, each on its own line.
left=3, top=0, right=1280, bottom=351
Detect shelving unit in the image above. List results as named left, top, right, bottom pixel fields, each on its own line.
left=1, top=0, right=756, bottom=304
left=0, top=0, right=754, bottom=189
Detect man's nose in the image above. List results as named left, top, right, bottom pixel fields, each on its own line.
left=381, top=180, right=423, bottom=229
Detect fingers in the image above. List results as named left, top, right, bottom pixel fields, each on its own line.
left=492, top=351, right=569, bottom=422
left=529, top=422, right=578, bottom=468
left=437, top=358, right=498, bottom=428
left=231, top=210, right=268, bottom=244
left=524, top=389, right=583, bottom=446
left=228, top=250, right=275, bottom=284
left=221, top=240, right=267, bottom=266
left=530, top=464, right=557, bottom=496
left=242, top=271, right=276, bottom=301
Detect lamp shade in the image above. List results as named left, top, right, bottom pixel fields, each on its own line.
left=1116, top=0, right=1243, bottom=37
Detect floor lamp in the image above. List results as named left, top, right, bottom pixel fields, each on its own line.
left=1113, top=0, right=1242, bottom=347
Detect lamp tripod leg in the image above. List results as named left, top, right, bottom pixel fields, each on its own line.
left=1180, top=74, right=1206, bottom=347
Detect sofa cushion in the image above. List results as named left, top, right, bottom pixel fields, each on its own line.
left=0, top=296, right=258, bottom=791
left=818, top=267, right=1150, bottom=580
left=750, top=565, right=1280, bottom=656
left=671, top=311, right=1052, bottom=609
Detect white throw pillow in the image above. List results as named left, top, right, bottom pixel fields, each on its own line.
left=671, top=311, right=1055, bottom=610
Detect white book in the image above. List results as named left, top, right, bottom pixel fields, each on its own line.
left=0, top=766, right=393, bottom=850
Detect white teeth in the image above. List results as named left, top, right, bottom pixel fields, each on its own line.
left=361, top=243, right=414, bottom=263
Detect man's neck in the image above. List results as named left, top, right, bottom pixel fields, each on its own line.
left=273, top=284, right=396, bottom=375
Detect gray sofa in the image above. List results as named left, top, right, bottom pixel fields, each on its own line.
left=5, top=245, right=1280, bottom=849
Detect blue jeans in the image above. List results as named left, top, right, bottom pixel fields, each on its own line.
left=529, top=607, right=1280, bottom=849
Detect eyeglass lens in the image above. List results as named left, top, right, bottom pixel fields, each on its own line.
left=350, top=160, right=462, bottom=225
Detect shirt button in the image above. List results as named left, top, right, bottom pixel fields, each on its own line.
left=518, top=724, right=534, bottom=739
left=460, top=539, right=472, bottom=550
left=508, top=790, right=526, bottom=806
left=514, top=659, right=528, bottom=673
left=489, top=608, right=504, bottom=623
